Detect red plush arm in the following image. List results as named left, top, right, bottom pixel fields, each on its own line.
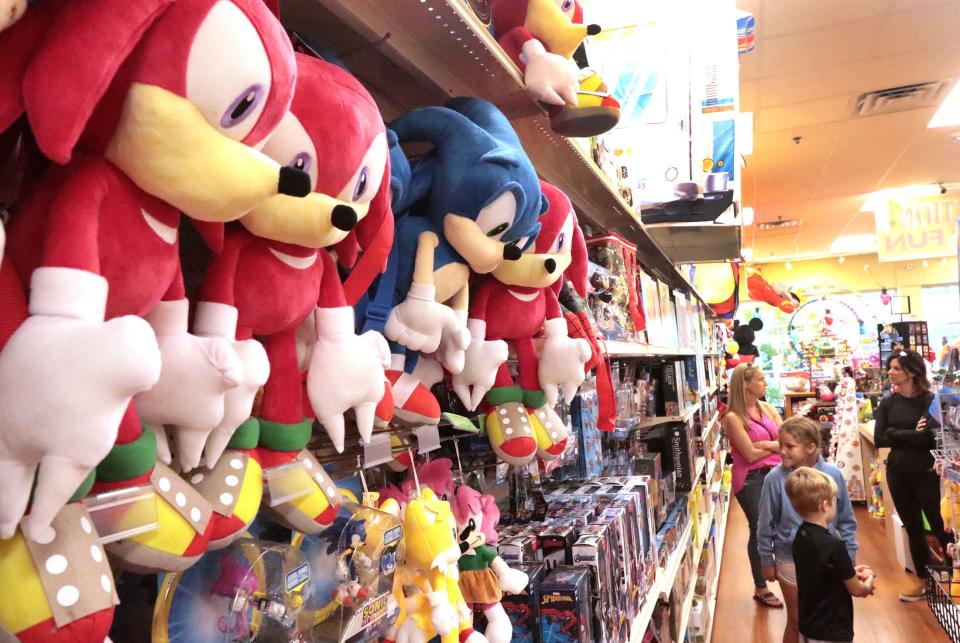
left=468, top=278, right=495, bottom=322
left=161, top=261, right=185, bottom=301
left=544, top=288, right=562, bottom=320
left=316, top=250, right=347, bottom=309
left=42, top=159, right=109, bottom=274
left=498, top=27, right=535, bottom=69
left=199, top=229, right=251, bottom=306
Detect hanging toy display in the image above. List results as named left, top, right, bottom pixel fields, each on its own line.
left=746, top=268, right=799, bottom=313
left=491, top=0, right=621, bottom=137
left=454, top=181, right=590, bottom=465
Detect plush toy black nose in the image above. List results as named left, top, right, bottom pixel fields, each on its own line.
left=544, top=258, right=557, bottom=273
left=278, top=166, right=312, bottom=197
left=331, top=205, right=358, bottom=231
left=587, top=24, right=601, bottom=36
left=503, top=244, right=523, bottom=261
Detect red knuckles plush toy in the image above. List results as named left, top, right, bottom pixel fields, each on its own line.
left=187, top=53, right=393, bottom=544
left=454, top=181, right=589, bottom=465
left=0, top=0, right=308, bottom=575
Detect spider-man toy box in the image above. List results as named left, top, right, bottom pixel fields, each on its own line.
left=540, top=566, right=593, bottom=643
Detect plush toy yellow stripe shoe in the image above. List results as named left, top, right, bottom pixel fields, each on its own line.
left=485, top=386, right=538, bottom=466
left=548, top=70, right=621, bottom=138
left=523, top=389, right=570, bottom=461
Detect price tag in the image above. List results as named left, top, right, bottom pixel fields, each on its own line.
left=362, top=433, right=394, bottom=468
left=413, top=424, right=441, bottom=453
left=443, top=412, right=479, bottom=433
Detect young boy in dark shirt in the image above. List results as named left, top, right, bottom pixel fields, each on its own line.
left=786, top=467, right=876, bottom=643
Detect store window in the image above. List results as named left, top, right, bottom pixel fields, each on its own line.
left=923, top=285, right=960, bottom=359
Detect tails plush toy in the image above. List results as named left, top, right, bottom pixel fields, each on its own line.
left=187, top=53, right=393, bottom=546
left=0, top=0, right=308, bottom=576
left=491, top=0, right=620, bottom=137
left=454, top=181, right=590, bottom=465
left=363, top=98, right=543, bottom=429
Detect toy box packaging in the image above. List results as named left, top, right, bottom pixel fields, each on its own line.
left=499, top=533, right=542, bottom=565
left=540, top=524, right=577, bottom=570
left=598, top=476, right=658, bottom=589
left=572, top=528, right=619, bottom=643
left=632, top=452, right=664, bottom=527
left=658, top=360, right=684, bottom=416
left=475, top=562, right=546, bottom=643
left=638, top=269, right=664, bottom=346
left=598, top=506, right=639, bottom=618
left=610, top=495, right=647, bottom=599
left=540, top=566, right=594, bottom=643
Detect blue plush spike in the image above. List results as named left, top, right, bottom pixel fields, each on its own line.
left=478, top=148, right=522, bottom=169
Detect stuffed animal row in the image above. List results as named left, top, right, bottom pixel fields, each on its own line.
left=0, top=2, right=600, bottom=640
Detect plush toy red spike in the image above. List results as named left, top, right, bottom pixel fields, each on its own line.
left=454, top=180, right=591, bottom=465
left=0, top=0, right=303, bottom=577
left=187, top=54, right=392, bottom=545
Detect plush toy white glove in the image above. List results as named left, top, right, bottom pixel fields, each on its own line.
left=426, top=589, right=458, bottom=636
left=411, top=353, right=445, bottom=391
left=134, top=299, right=243, bottom=472
left=295, top=308, right=316, bottom=372
left=385, top=283, right=463, bottom=353
left=520, top=39, right=579, bottom=107
left=193, top=302, right=270, bottom=469
left=538, top=318, right=590, bottom=406
left=492, top=555, right=529, bottom=594
left=0, top=268, right=162, bottom=543
left=452, top=320, right=508, bottom=411
left=308, top=307, right=390, bottom=452
left=433, top=309, right=471, bottom=374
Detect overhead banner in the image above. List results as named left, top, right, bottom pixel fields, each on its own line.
left=874, top=194, right=960, bottom=262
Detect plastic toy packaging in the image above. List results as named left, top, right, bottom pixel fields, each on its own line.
left=316, top=504, right=402, bottom=643
left=154, top=538, right=317, bottom=643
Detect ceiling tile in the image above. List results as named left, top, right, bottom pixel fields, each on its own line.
left=874, top=2, right=960, bottom=56
left=758, top=18, right=880, bottom=78
left=761, top=0, right=890, bottom=38
left=755, top=97, right=851, bottom=132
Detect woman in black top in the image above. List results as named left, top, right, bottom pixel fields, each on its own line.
left=874, top=350, right=950, bottom=602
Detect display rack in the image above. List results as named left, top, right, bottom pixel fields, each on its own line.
left=646, top=222, right=742, bottom=264
left=284, top=0, right=711, bottom=302
left=633, top=402, right=702, bottom=431
left=629, top=521, right=695, bottom=642
left=605, top=341, right=698, bottom=358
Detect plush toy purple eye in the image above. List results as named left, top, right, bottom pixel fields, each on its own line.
left=289, top=152, right=312, bottom=174
left=560, top=0, right=574, bottom=13
left=352, top=167, right=370, bottom=201
left=220, top=84, right=265, bottom=128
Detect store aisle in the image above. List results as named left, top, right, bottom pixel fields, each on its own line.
left=712, top=505, right=949, bottom=643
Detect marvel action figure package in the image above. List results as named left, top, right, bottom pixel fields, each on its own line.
left=573, top=528, right=618, bottom=643
left=540, top=524, right=577, bottom=570
left=499, top=532, right=543, bottom=566
left=599, top=476, right=659, bottom=589
left=597, top=507, right=637, bottom=620
left=632, top=452, right=665, bottom=528
left=541, top=566, right=594, bottom=643
left=499, top=562, right=548, bottom=643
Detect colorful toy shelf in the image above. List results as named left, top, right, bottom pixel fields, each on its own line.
left=283, top=0, right=710, bottom=302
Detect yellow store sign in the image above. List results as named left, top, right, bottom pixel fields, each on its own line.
left=874, top=194, right=959, bottom=262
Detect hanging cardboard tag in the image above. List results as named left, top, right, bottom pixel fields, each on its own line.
left=362, top=433, right=393, bottom=468
left=414, top=424, right=441, bottom=453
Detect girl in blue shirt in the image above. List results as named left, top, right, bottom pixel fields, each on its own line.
left=758, top=416, right=861, bottom=643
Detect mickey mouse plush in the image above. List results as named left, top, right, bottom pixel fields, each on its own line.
left=725, top=318, right=763, bottom=369
left=363, top=98, right=543, bottom=429
left=0, top=0, right=308, bottom=575
left=188, top=52, right=393, bottom=545
left=455, top=181, right=590, bottom=465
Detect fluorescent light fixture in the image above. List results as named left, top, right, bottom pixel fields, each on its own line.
left=831, top=234, right=876, bottom=254
left=929, top=81, right=960, bottom=128
left=860, top=184, right=943, bottom=211
left=742, top=207, right=754, bottom=226
left=742, top=247, right=753, bottom=261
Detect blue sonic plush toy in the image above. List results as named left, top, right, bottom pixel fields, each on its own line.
left=363, top=98, right=544, bottom=427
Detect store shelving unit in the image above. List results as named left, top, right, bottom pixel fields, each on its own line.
left=629, top=521, right=695, bottom=642
left=284, top=0, right=711, bottom=302
left=705, top=474, right=733, bottom=643
left=605, top=341, right=699, bottom=358
left=632, top=401, right=702, bottom=431
left=646, top=222, right=742, bottom=264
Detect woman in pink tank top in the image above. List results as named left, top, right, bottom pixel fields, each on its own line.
left=722, top=363, right=783, bottom=607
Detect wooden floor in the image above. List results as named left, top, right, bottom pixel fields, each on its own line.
left=712, top=504, right=950, bottom=643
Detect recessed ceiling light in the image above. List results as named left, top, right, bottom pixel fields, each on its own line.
left=742, top=247, right=753, bottom=261
left=785, top=261, right=792, bottom=270
left=838, top=256, right=846, bottom=264
left=929, top=81, right=960, bottom=128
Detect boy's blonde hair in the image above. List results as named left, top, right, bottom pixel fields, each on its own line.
left=780, top=415, right=822, bottom=448
left=785, top=466, right=838, bottom=516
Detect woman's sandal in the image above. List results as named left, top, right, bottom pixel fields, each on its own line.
left=753, top=589, right=783, bottom=608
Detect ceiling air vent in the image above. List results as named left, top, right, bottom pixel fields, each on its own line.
left=854, top=80, right=953, bottom=117
left=758, top=218, right=799, bottom=231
